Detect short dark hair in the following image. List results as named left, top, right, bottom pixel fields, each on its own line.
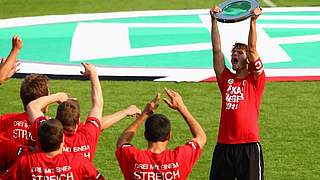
left=144, top=114, right=171, bottom=142
left=231, top=42, right=248, bottom=54
left=38, top=119, right=63, bottom=152
left=56, top=99, right=80, bottom=132
left=20, top=74, right=49, bottom=110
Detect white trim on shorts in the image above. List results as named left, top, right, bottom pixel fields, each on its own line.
left=256, top=143, right=262, bottom=180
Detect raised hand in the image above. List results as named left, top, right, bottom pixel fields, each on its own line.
left=12, top=35, right=23, bottom=51
left=126, top=105, right=142, bottom=117
left=210, top=6, right=222, bottom=19
left=56, top=92, right=69, bottom=104
left=251, top=7, right=262, bottom=20
left=80, top=62, right=97, bottom=79
left=0, top=35, right=23, bottom=85
left=163, top=88, right=185, bottom=110
left=143, top=93, right=160, bottom=115
left=0, top=58, right=21, bottom=81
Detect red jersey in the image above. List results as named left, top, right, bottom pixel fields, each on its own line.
left=31, top=117, right=101, bottom=161
left=116, top=140, right=202, bottom=180
left=62, top=117, right=101, bottom=161
left=1, top=151, right=104, bottom=180
left=217, top=67, right=266, bottom=144
left=0, top=112, right=36, bottom=146
left=0, top=133, right=26, bottom=174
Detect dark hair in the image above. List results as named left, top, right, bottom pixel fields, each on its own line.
left=144, top=114, right=171, bottom=142
left=20, top=74, right=49, bottom=110
left=231, top=42, right=248, bottom=54
left=38, top=119, right=63, bottom=152
left=56, top=99, right=80, bottom=131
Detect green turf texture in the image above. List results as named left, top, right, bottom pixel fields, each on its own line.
left=0, top=79, right=319, bottom=179
left=0, top=0, right=223, bottom=19
left=1, top=0, right=320, bottom=19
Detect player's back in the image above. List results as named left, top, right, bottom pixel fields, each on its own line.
left=62, top=117, right=101, bottom=161
left=2, top=151, right=103, bottom=180
left=116, top=141, right=202, bottom=180
left=0, top=112, right=36, bottom=146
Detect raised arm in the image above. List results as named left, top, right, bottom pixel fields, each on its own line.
left=248, top=7, right=263, bottom=77
left=81, top=63, right=103, bottom=122
left=0, top=35, right=22, bottom=85
left=101, top=105, right=141, bottom=130
left=210, top=6, right=225, bottom=79
left=27, top=93, right=68, bottom=124
left=163, top=88, right=206, bottom=149
left=116, top=94, right=160, bottom=148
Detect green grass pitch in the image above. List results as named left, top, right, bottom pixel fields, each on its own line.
left=0, top=80, right=319, bottom=179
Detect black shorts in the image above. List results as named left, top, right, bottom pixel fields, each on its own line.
left=209, top=142, right=264, bottom=180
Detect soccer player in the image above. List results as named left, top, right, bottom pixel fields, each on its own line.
left=209, top=6, right=265, bottom=180
left=0, top=36, right=51, bottom=173
left=116, top=88, right=206, bottom=180
left=0, top=35, right=22, bottom=85
left=0, top=74, right=49, bottom=147
left=27, top=62, right=103, bottom=161
left=1, top=119, right=104, bottom=179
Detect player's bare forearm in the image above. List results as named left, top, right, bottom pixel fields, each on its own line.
left=116, top=112, right=148, bottom=148
left=178, top=105, right=207, bottom=149
left=210, top=8, right=225, bottom=78
left=102, top=109, right=130, bottom=130
left=248, top=7, right=262, bottom=62
left=27, top=93, right=68, bottom=123
left=81, top=63, right=103, bottom=121
left=89, top=76, right=103, bottom=121
left=248, top=18, right=259, bottom=62
left=102, top=110, right=127, bottom=130
left=0, top=36, right=22, bottom=84
left=102, top=105, right=141, bottom=130
left=117, top=95, right=159, bottom=148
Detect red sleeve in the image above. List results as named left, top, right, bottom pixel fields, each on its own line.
left=115, top=144, right=136, bottom=177
left=217, top=67, right=228, bottom=85
left=115, top=144, right=135, bottom=161
left=175, top=140, right=202, bottom=173
left=249, top=69, right=266, bottom=100
left=217, top=67, right=232, bottom=94
left=30, top=116, right=47, bottom=146
left=85, top=117, right=101, bottom=129
left=254, top=70, right=266, bottom=90
left=249, top=58, right=266, bottom=91
left=83, top=117, right=101, bottom=147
